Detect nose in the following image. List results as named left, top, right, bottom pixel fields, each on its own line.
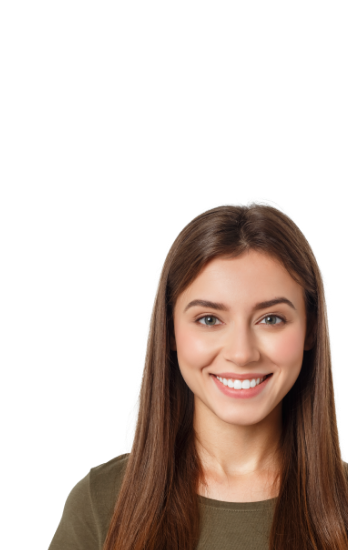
left=223, top=321, right=260, bottom=368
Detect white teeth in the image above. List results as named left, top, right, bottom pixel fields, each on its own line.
left=216, top=375, right=267, bottom=390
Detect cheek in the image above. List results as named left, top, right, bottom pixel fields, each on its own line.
left=175, top=330, right=214, bottom=368
left=265, top=326, right=305, bottom=375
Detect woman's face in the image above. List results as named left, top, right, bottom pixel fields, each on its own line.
left=173, top=250, right=312, bottom=427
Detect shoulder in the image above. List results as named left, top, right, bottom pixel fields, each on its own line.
left=86, top=453, right=129, bottom=531
left=49, top=453, right=130, bottom=550
left=89, top=453, right=130, bottom=522
left=71, top=452, right=130, bottom=520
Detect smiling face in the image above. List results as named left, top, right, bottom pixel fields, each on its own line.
left=173, top=250, right=312, bottom=427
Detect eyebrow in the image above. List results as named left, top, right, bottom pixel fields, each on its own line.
left=184, top=297, right=296, bottom=313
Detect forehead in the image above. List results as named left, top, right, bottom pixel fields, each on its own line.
left=176, top=250, right=305, bottom=311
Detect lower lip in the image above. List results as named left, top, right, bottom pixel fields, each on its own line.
left=211, top=374, right=272, bottom=399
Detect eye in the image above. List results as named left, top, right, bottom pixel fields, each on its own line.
left=197, top=315, right=222, bottom=326
left=260, top=314, right=285, bottom=326
left=196, top=315, right=287, bottom=327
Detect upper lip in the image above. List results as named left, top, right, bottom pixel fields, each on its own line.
left=211, top=372, right=272, bottom=380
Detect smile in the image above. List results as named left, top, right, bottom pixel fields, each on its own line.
left=211, top=373, right=273, bottom=399
left=216, top=375, right=267, bottom=390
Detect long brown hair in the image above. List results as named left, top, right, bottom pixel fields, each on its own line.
left=104, top=204, right=348, bottom=550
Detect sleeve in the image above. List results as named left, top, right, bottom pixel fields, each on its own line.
left=48, top=472, right=100, bottom=550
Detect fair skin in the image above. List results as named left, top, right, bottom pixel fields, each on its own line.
left=172, top=250, right=314, bottom=503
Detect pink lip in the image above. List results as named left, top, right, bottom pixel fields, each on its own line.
left=211, top=373, right=272, bottom=399
left=212, top=372, right=271, bottom=380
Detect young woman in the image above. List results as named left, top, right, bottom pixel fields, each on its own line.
left=49, top=204, right=348, bottom=550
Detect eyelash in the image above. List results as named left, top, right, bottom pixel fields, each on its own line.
left=196, top=314, right=287, bottom=327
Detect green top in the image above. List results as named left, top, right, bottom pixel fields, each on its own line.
left=48, top=453, right=347, bottom=550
